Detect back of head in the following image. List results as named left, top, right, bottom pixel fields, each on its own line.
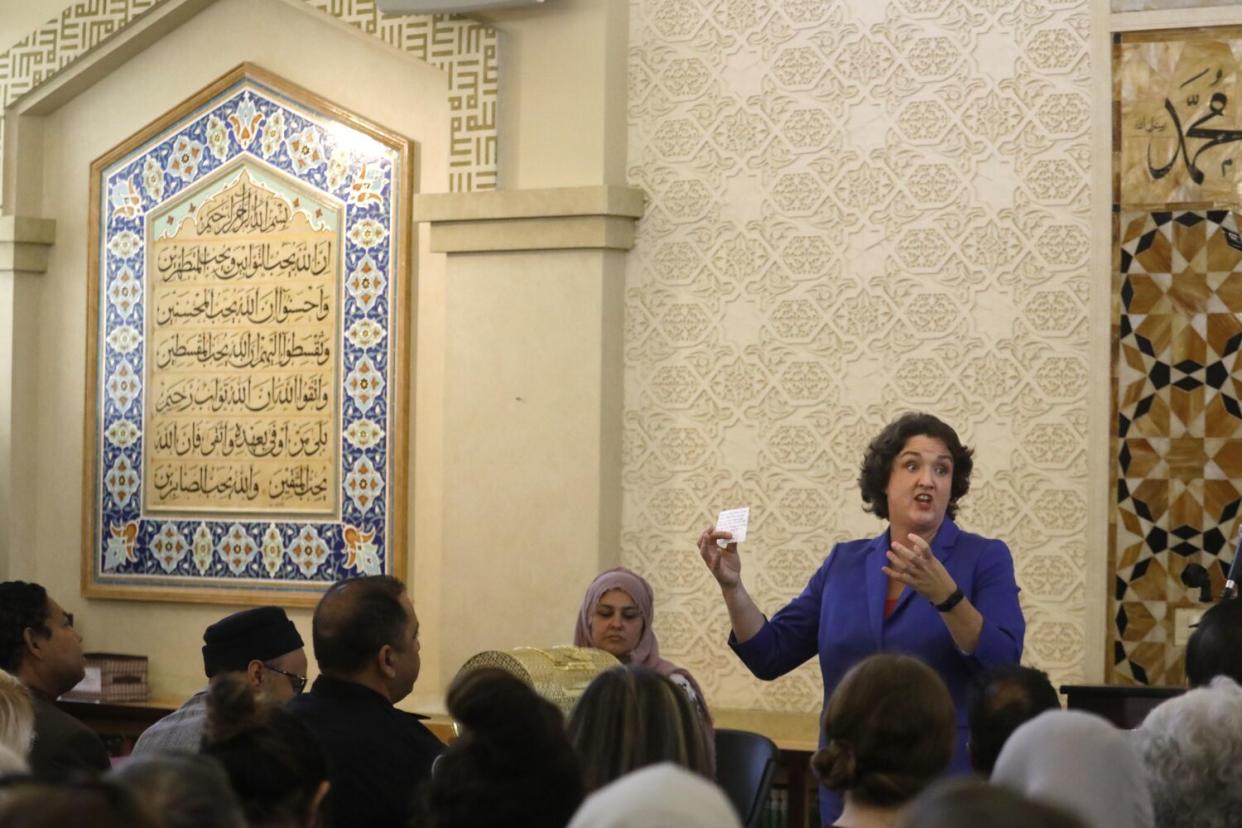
left=1186, top=599, right=1242, bottom=687
left=201, top=606, right=303, bottom=678
left=993, top=710, right=1153, bottom=828
left=0, top=672, right=33, bottom=759
left=0, top=584, right=47, bottom=675
left=967, top=664, right=1061, bottom=775
left=0, top=779, right=156, bottom=828
left=567, top=666, right=709, bottom=792
left=111, top=753, right=246, bottom=828
left=0, top=744, right=26, bottom=776
left=812, top=654, right=955, bottom=808
left=898, top=779, right=1086, bottom=828
left=312, top=576, right=407, bottom=675
left=202, top=674, right=328, bottom=827
left=566, top=763, right=742, bottom=828
left=421, top=668, right=582, bottom=828
left=1137, top=676, right=1242, bottom=828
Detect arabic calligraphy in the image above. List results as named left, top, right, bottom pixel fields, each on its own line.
left=1122, top=40, right=1242, bottom=205
left=144, top=168, right=340, bottom=512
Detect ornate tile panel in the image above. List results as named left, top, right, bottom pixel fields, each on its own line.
left=86, top=67, right=409, bottom=602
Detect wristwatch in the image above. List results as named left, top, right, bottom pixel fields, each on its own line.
left=933, top=587, right=965, bottom=613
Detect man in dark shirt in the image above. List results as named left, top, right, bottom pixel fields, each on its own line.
left=288, top=575, right=443, bottom=828
left=0, top=581, right=109, bottom=777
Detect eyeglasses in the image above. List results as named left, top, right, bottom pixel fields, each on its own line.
left=262, top=662, right=307, bottom=694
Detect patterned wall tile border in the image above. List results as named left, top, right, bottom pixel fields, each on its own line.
left=0, top=0, right=498, bottom=197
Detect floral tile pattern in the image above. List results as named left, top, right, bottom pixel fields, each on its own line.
left=90, top=72, right=406, bottom=598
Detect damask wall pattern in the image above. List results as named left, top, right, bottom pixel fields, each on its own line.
left=0, top=0, right=498, bottom=199
left=623, top=0, right=1093, bottom=712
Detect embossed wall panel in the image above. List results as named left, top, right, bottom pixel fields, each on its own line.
left=0, top=0, right=498, bottom=196
left=624, top=0, right=1092, bottom=712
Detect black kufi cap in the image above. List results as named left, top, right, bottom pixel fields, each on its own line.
left=202, top=606, right=303, bottom=677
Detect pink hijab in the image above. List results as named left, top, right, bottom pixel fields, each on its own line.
left=574, top=567, right=679, bottom=674
left=575, top=566, right=717, bottom=774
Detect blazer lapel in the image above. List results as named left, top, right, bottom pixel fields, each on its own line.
left=865, top=529, right=891, bottom=649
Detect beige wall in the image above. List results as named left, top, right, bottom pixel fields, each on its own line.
left=2, top=0, right=453, bottom=705
left=0, top=0, right=67, bottom=54
left=621, top=0, right=1102, bottom=711
left=438, top=247, right=626, bottom=677
left=477, top=0, right=629, bottom=188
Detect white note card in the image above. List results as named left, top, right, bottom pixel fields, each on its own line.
left=716, top=507, right=750, bottom=546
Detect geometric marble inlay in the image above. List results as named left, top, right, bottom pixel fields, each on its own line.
left=1113, top=208, right=1242, bottom=685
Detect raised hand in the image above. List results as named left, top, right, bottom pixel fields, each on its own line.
left=698, top=526, right=741, bottom=589
left=882, top=532, right=957, bottom=605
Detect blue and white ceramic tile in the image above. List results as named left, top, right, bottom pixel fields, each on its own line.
left=94, top=80, right=402, bottom=591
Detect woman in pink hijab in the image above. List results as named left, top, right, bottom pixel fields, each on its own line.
left=574, top=567, right=715, bottom=772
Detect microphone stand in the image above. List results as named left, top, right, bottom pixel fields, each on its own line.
left=1220, top=532, right=1242, bottom=601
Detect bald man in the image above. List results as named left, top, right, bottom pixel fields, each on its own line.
left=287, top=576, right=442, bottom=828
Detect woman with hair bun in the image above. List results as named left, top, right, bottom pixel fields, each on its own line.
left=420, top=667, right=583, bottom=828
left=814, top=654, right=955, bottom=828
left=201, top=674, right=329, bottom=828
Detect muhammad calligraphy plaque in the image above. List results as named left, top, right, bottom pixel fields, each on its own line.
left=83, top=65, right=411, bottom=605
left=1119, top=31, right=1242, bottom=206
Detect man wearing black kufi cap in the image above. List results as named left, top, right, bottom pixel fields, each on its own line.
left=131, top=606, right=306, bottom=757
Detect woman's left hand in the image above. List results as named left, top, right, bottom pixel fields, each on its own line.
left=882, top=533, right=958, bottom=605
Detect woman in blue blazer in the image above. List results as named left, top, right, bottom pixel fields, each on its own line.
left=699, top=412, right=1024, bottom=825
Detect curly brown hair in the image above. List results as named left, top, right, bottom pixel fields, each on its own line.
left=857, top=412, right=974, bottom=521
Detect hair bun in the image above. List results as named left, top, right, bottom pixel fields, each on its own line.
left=811, top=738, right=857, bottom=791
left=205, top=673, right=261, bottom=744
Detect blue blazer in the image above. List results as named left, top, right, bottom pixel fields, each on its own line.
left=730, top=518, right=1024, bottom=820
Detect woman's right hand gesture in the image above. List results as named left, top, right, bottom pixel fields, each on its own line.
left=698, top=526, right=741, bottom=590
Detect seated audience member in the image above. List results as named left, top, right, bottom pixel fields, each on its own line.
left=898, top=778, right=1085, bottom=828
left=0, top=672, right=33, bottom=768
left=419, top=668, right=583, bottom=828
left=575, top=568, right=714, bottom=771
left=567, top=665, right=710, bottom=794
left=287, top=576, right=443, bottom=828
left=0, top=581, right=108, bottom=777
left=992, top=710, right=1153, bottom=828
left=132, top=606, right=306, bottom=758
left=201, top=675, right=328, bottom=828
left=966, top=664, right=1061, bottom=775
left=1185, top=598, right=1242, bottom=687
left=0, top=745, right=25, bottom=776
left=566, top=763, right=741, bottom=828
left=111, top=753, right=247, bottom=828
left=1136, top=676, right=1242, bottom=828
left=0, top=778, right=156, bottom=828
left=812, top=654, right=955, bottom=828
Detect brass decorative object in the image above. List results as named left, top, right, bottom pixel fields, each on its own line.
left=456, top=646, right=619, bottom=714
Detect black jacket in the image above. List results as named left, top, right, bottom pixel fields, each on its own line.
left=287, top=675, right=444, bottom=828
left=28, top=692, right=110, bottom=778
